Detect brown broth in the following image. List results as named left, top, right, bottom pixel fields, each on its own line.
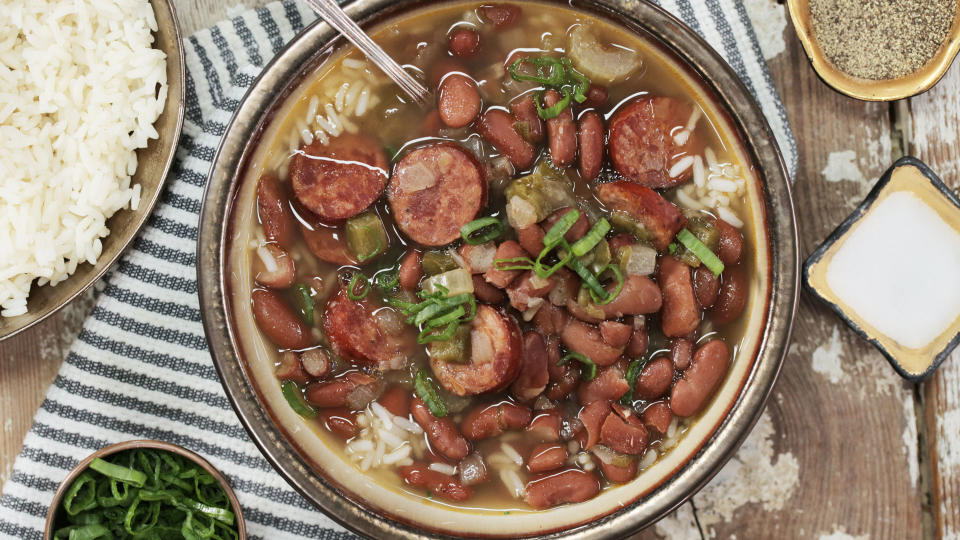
left=240, top=0, right=757, bottom=512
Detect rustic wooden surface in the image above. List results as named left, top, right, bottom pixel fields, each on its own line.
left=0, top=1, right=952, bottom=538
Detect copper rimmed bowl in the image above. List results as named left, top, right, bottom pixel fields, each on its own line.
left=198, top=0, right=798, bottom=537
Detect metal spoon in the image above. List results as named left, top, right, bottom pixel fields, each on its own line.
left=303, top=0, right=431, bottom=107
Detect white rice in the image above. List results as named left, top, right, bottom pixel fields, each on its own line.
left=429, top=462, right=457, bottom=476
left=0, top=0, right=167, bottom=317
left=345, top=403, right=422, bottom=471
left=672, top=146, right=749, bottom=229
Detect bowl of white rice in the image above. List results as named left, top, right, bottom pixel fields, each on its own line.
left=0, top=0, right=185, bottom=340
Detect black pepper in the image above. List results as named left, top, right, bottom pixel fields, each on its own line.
left=810, top=0, right=957, bottom=80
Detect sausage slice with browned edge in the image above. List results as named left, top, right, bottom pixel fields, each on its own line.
left=596, top=181, right=686, bottom=251
left=608, top=96, right=700, bottom=188
left=431, top=305, right=523, bottom=396
left=289, top=133, right=389, bottom=221
left=388, top=142, right=485, bottom=246
left=323, top=288, right=415, bottom=370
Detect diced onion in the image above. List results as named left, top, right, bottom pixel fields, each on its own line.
left=507, top=195, right=538, bottom=229
left=622, top=244, right=657, bottom=276
left=421, top=268, right=474, bottom=297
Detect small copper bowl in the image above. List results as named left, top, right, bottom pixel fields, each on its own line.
left=43, top=440, right=246, bottom=539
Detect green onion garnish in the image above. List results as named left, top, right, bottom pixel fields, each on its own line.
left=508, top=56, right=566, bottom=86
left=533, top=242, right=573, bottom=278
left=89, top=458, right=147, bottom=488
left=543, top=209, right=581, bottom=247
left=565, top=246, right=610, bottom=303
left=414, top=369, right=448, bottom=417
left=347, top=273, right=370, bottom=300
left=493, top=256, right=535, bottom=271
left=296, top=283, right=314, bottom=325
left=668, top=243, right=678, bottom=254
left=418, top=321, right=461, bottom=344
left=282, top=380, right=317, bottom=418
left=393, top=287, right=477, bottom=343
left=534, top=89, right=572, bottom=120
left=570, top=218, right=610, bottom=256
left=620, top=358, right=648, bottom=405
left=507, top=56, right=591, bottom=118
left=460, top=217, right=504, bottom=245
left=558, top=351, right=598, bottom=381
left=676, top=228, right=725, bottom=276
left=375, top=267, right=400, bottom=291
left=588, top=264, right=623, bottom=305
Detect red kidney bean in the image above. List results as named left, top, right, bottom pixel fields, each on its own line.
left=561, top=319, right=625, bottom=367
left=516, top=224, right=545, bottom=257
left=710, top=265, right=748, bottom=326
left=400, top=464, right=472, bottom=502
left=625, top=316, right=649, bottom=358
left=274, top=351, right=308, bottom=385
left=670, top=339, right=694, bottom=371
left=448, top=27, right=480, bottom=57
left=599, top=320, right=632, bottom=348
left=693, top=265, right=720, bottom=308
left=546, top=337, right=579, bottom=400
left=524, top=469, right=600, bottom=509
left=460, top=400, right=532, bottom=440
left=577, top=111, right=605, bottom=181
left=577, top=399, right=611, bottom=450
left=506, top=271, right=554, bottom=312
left=577, top=362, right=629, bottom=405
left=304, top=371, right=378, bottom=408
left=670, top=340, right=730, bottom=417
left=398, top=250, right=423, bottom=291
left=606, top=233, right=635, bottom=255
left=583, top=85, right=609, bottom=109
left=510, top=94, right=545, bottom=143
left=528, top=408, right=563, bottom=441
left=438, top=74, right=481, bottom=128
left=378, top=385, right=411, bottom=418
left=527, top=443, right=568, bottom=473
left=299, top=223, right=357, bottom=266
left=252, top=289, right=314, bottom=350
left=544, top=90, right=577, bottom=168
left=411, top=397, right=470, bottom=460
left=597, top=454, right=638, bottom=483
left=542, top=207, right=589, bottom=243
left=318, top=407, right=357, bottom=438
left=511, top=332, right=550, bottom=402
left=299, top=348, right=330, bottom=379
left=658, top=255, right=701, bottom=338
left=253, top=243, right=296, bottom=289
left=257, top=174, right=297, bottom=250
left=483, top=240, right=527, bottom=288
left=533, top=301, right=568, bottom=336
left=635, top=356, right=674, bottom=401
left=458, top=452, right=488, bottom=486
left=713, top=217, right=743, bottom=265
left=598, top=275, right=663, bottom=318
left=600, top=404, right=648, bottom=455
left=641, top=401, right=672, bottom=437
left=477, top=109, right=536, bottom=170
left=478, top=3, right=521, bottom=27
left=472, top=274, right=506, bottom=304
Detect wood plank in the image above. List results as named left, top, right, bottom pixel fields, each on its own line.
left=908, top=60, right=960, bottom=540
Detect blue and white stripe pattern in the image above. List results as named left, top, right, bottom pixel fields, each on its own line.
left=0, top=1, right=795, bottom=538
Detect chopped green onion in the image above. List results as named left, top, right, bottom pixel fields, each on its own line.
left=414, top=369, right=448, bottom=417
left=571, top=218, right=610, bottom=256
left=375, top=267, right=400, bottom=291
left=347, top=273, right=370, bottom=300
left=676, top=228, right=725, bottom=276
left=533, top=242, right=573, bottom=278
left=558, top=351, right=598, bottom=381
left=508, top=56, right=566, bottom=86
left=562, top=58, right=590, bottom=103
left=461, top=217, right=504, bottom=245
left=296, top=283, right=314, bottom=325
left=494, top=256, right=535, bottom=271
left=565, top=246, right=609, bottom=302
left=543, top=209, right=581, bottom=247
left=89, top=458, right=147, bottom=488
left=535, top=88, right=572, bottom=120
left=668, top=242, right=678, bottom=254
left=418, top=321, right=461, bottom=344
left=63, top=472, right=98, bottom=516
left=282, top=380, right=317, bottom=418
left=589, top=264, right=623, bottom=305
left=620, top=358, right=648, bottom=405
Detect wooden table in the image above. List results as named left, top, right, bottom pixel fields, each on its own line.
left=1, top=2, right=956, bottom=538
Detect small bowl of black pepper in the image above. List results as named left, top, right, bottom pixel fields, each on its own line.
left=787, top=0, right=960, bottom=101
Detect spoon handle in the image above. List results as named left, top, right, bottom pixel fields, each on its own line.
left=303, top=0, right=431, bottom=107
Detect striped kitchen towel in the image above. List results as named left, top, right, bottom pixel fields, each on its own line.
left=0, top=1, right=797, bottom=538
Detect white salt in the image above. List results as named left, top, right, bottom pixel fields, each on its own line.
left=826, top=191, right=960, bottom=350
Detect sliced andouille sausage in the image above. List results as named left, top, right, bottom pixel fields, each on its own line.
left=710, top=265, right=748, bottom=326
left=477, top=108, right=536, bottom=170
left=290, top=133, right=388, bottom=221
left=257, top=173, right=297, bottom=250
left=299, top=223, right=358, bottom=265
left=448, top=27, right=480, bottom=57
left=577, top=362, right=629, bottom=405
left=318, top=407, right=358, bottom=438
left=561, top=319, right=625, bottom=367
left=658, top=255, right=700, bottom=338
left=510, top=94, right=545, bottom=143
left=388, top=142, right=485, bottom=246
left=323, top=288, right=415, bottom=370
left=460, top=400, right=532, bottom=440
left=693, top=265, right=720, bottom=309
left=438, top=73, right=481, bottom=128
left=478, top=3, right=522, bottom=28
left=670, top=340, right=730, bottom=417
left=400, top=464, right=472, bottom=502
left=524, top=468, right=600, bottom=509
left=527, top=443, right=568, bottom=473
left=305, top=370, right=381, bottom=408
left=274, top=351, right=309, bottom=385
left=431, top=305, right=523, bottom=396
left=577, top=110, right=605, bottom=181
left=472, top=275, right=506, bottom=304
left=528, top=408, right=563, bottom=441
left=484, top=240, right=527, bottom=289
left=398, top=250, right=423, bottom=291
left=577, top=399, right=611, bottom=450
left=542, top=207, right=589, bottom=243
left=252, top=289, right=314, bottom=350
left=511, top=331, right=551, bottom=402
left=379, top=385, right=412, bottom=418
left=544, top=89, right=576, bottom=168
left=600, top=403, right=648, bottom=455
left=596, top=181, right=687, bottom=251
left=411, top=397, right=471, bottom=460
left=711, top=216, right=743, bottom=265
left=670, top=338, right=694, bottom=371
left=634, top=356, right=674, bottom=401
left=253, top=243, right=296, bottom=289
left=608, top=96, right=700, bottom=188
left=641, top=401, right=673, bottom=437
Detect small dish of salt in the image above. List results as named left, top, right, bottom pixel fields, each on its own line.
left=804, top=157, right=960, bottom=381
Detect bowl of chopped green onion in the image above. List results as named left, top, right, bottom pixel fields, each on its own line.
left=44, top=440, right=245, bottom=540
